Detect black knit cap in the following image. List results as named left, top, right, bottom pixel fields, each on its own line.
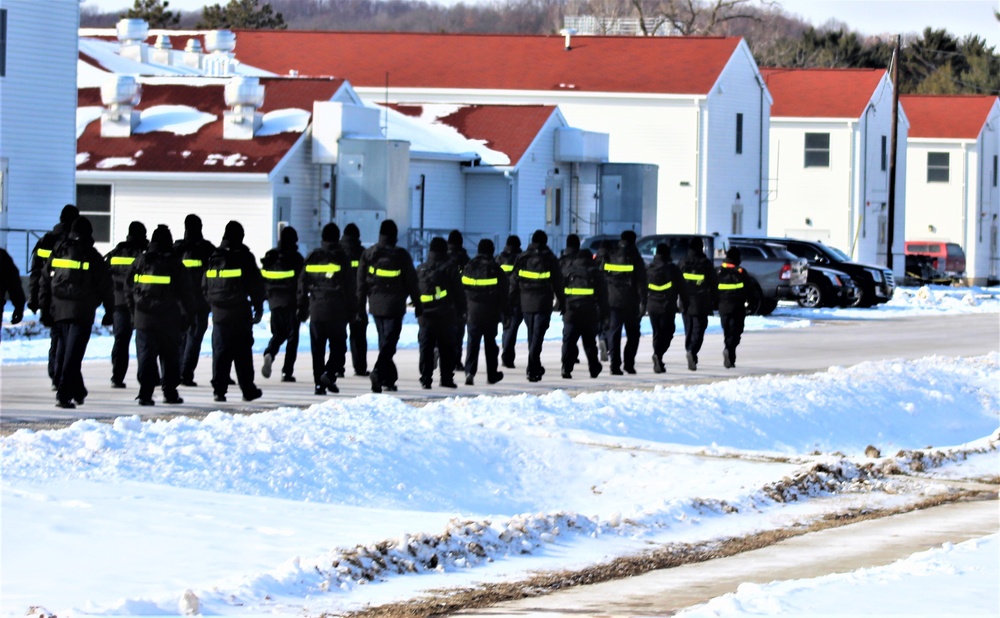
left=322, top=222, right=340, bottom=243
left=223, top=220, right=244, bottom=243
left=725, top=247, right=742, bottom=265
left=531, top=229, right=547, bottom=246
left=380, top=219, right=398, bottom=241
left=477, top=238, right=494, bottom=255
left=565, top=234, right=580, bottom=250
left=343, top=223, right=360, bottom=239
left=621, top=230, right=637, bottom=243
left=505, top=235, right=521, bottom=249
left=429, top=236, right=448, bottom=254
left=184, top=214, right=202, bottom=232
left=689, top=237, right=704, bottom=253
left=151, top=224, right=173, bottom=247
left=280, top=225, right=298, bottom=246
left=448, top=229, right=463, bottom=246
left=128, top=221, right=147, bottom=241
left=60, top=205, right=80, bottom=225
left=71, top=216, right=93, bottom=239
left=656, top=243, right=670, bottom=257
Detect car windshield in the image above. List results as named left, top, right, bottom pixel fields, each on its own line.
left=824, top=245, right=852, bottom=261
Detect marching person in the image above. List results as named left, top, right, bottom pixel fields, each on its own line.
left=447, top=229, right=470, bottom=372
left=602, top=230, right=647, bottom=375
left=174, top=214, right=216, bottom=387
left=38, top=216, right=114, bottom=408
left=645, top=243, right=688, bottom=373
left=340, top=222, right=368, bottom=377
left=128, top=225, right=196, bottom=406
left=716, top=247, right=757, bottom=369
left=104, top=221, right=148, bottom=388
left=416, top=236, right=464, bottom=389
left=461, top=238, right=507, bottom=386
left=678, top=237, right=717, bottom=371
left=357, top=219, right=421, bottom=393
left=559, top=234, right=606, bottom=379
left=497, top=234, right=522, bottom=369
left=203, top=221, right=265, bottom=402
left=594, top=239, right=615, bottom=362
left=509, top=230, right=563, bottom=383
left=260, top=226, right=304, bottom=383
left=1, top=248, right=26, bottom=341
left=299, top=223, right=354, bottom=395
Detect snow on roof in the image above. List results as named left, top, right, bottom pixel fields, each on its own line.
left=899, top=95, right=999, bottom=140
left=761, top=68, right=888, bottom=119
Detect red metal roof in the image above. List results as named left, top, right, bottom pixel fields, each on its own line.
left=76, top=78, right=345, bottom=174
left=900, top=94, right=998, bottom=139
left=761, top=67, right=886, bottom=119
left=388, top=103, right=556, bottom=166
left=230, top=31, right=742, bottom=95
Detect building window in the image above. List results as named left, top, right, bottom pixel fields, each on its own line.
left=76, top=184, right=112, bottom=243
left=880, top=135, right=887, bottom=171
left=735, top=113, right=743, bottom=155
left=927, top=152, right=950, bottom=183
left=804, top=133, right=830, bottom=168
left=993, top=155, right=997, bottom=187
left=1, top=9, right=7, bottom=78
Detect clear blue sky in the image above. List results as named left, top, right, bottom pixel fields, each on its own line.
left=82, top=0, right=1000, bottom=48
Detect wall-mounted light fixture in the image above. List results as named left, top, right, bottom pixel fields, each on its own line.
left=928, top=224, right=936, bottom=233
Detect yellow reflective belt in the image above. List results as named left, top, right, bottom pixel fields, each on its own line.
left=462, top=276, right=498, bottom=286
left=351, top=260, right=360, bottom=268
left=51, top=258, right=89, bottom=270
left=261, top=269, right=296, bottom=280
left=649, top=281, right=673, bottom=292
left=604, top=263, right=634, bottom=273
left=564, top=287, right=594, bottom=296
left=500, top=264, right=514, bottom=272
left=683, top=273, right=705, bottom=284
left=37, top=248, right=52, bottom=259
left=182, top=259, right=203, bottom=268
left=306, top=263, right=341, bottom=274
left=134, top=274, right=170, bottom=285
left=719, top=282, right=744, bottom=290
left=369, top=266, right=401, bottom=277
left=518, top=270, right=550, bottom=280
left=419, top=287, right=448, bottom=303
left=110, top=256, right=135, bottom=266
left=206, top=269, right=242, bottom=278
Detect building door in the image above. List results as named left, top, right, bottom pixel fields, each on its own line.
left=274, top=196, right=292, bottom=245
left=545, top=176, right=565, bottom=249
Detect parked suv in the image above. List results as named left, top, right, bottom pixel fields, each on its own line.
left=635, top=234, right=716, bottom=264
left=733, top=237, right=894, bottom=308
left=904, top=241, right=966, bottom=280
left=726, top=241, right=808, bottom=314
left=797, top=264, right=859, bottom=308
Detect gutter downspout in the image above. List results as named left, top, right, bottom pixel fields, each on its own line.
left=963, top=146, right=969, bottom=279
left=696, top=100, right=706, bottom=233
left=849, top=118, right=859, bottom=259
left=756, top=75, right=765, bottom=230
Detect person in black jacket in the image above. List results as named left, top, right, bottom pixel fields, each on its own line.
left=678, top=237, right=718, bottom=371
left=716, top=247, right=757, bottom=369
left=29, top=204, right=79, bottom=388
left=203, top=221, right=265, bottom=402
left=105, top=221, right=148, bottom=388
left=645, top=243, right=689, bottom=373
left=446, top=229, right=471, bottom=372
left=594, top=239, right=615, bottom=362
left=260, top=226, right=304, bottom=383
left=461, top=238, right=507, bottom=386
left=174, top=214, right=216, bottom=387
left=1, top=248, right=26, bottom=341
left=299, top=223, right=355, bottom=395
left=416, top=236, right=465, bottom=389
left=497, top=235, right=522, bottom=369
left=340, top=223, right=368, bottom=377
left=357, top=219, right=422, bottom=393
left=510, top=230, right=563, bottom=382
left=38, top=216, right=114, bottom=408
left=602, top=230, right=647, bottom=375
left=559, top=235, right=607, bottom=379
left=128, top=225, right=197, bottom=406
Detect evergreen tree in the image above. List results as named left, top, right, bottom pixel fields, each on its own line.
left=198, top=0, right=287, bottom=30
left=123, top=0, right=180, bottom=28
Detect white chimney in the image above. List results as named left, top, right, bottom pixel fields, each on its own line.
left=117, top=18, right=149, bottom=64
left=100, top=75, right=142, bottom=138
left=151, top=34, right=172, bottom=66
left=183, top=38, right=203, bottom=70
left=560, top=28, right=577, bottom=51
left=203, top=30, right=237, bottom=76
left=223, top=76, right=265, bottom=140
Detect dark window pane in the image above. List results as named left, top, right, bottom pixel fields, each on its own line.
left=76, top=184, right=112, bottom=212
left=805, top=151, right=830, bottom=167
left=805, top=133, right=830, bottom=149
left=735, top=113, right=743, bottom=155
left=881, top=136, right=887, bottom=171
left=927, top=152, right=949, bottom=166
left=804, top=133, right=830, bottom=168
left=927, top=152, right=949, bottom=183
left=0, top=9, right=7, bottom=78
left=88, top=215, right=111, bottom=243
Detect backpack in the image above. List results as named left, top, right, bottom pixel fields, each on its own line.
left=50, top=240, right=93, bottom=301
left=367, top=245, right=406, bottom=296
left=418, top=259, right=451, bottom=307
left=204, top=250, right=246, bottom=308
left=717, top=265, right=746, bottom=299
left=133, top=254, right=176, bottom=314
left=517, top=249, right=552, bottom=291
left=261, top=248, right=300, bottom=297
left=461, top=257, right=499, bottom=304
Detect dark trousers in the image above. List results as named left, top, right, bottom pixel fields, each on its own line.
left=500, top=305, right=523, bottom=367
left=465, top=321, right=500, bottom=380
left=372, top=315, right=403, bottom=388
left=111, top=305, right=133, bottom=383
left=719, top=311, right=746, bottom=363
left=452, top=315, right=467, bottom=370
left=649, top=311, right=678, bottom=361
left=211, top=319, right=256, bottom=397
left=682, top=312, right=709, bottom=361
left=523, top=311, right=551, bottom=380
left=48, top=322, right=64, bottom=385
left=53, top=320, right=91, bottom=404
left=418, top=314, right=456, bottom=385
left=310, top=319, right=347, bottom=385
left=348, top=318, right=368, bottom=375
left=607, top=307, right=641, bottom=372
left=180, top=308, right=209, bottom=382
left=264, top=305, right=299, bottom=377
left=561, top=319, right=601, bottom=377
left=136, top=327, right=181, bottom=400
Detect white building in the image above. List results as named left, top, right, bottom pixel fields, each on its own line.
left=900, top=94, right=1000, bottom=285
left=0, top=0, right=79, bottom=271
left=762, top=68, right=908, bottom=271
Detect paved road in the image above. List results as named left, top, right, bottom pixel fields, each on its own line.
left=1, top=313, right=997, bottom=428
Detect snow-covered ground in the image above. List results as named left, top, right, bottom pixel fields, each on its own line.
left=1, top=286, right=999, bottom=617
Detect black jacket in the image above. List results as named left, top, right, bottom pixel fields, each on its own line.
left=202, top=240, right=265, bottom=323
left=645, top=253, right=688, bottom=315
left=39, top=233, right=113, bottom=324
left=173, top=232, right=216, bottom=312
left=416, top=250, right=465, bottom=320
left=461, top=253, right=508, bottom=327
left=357, top=234, right=421, bottom=318
left=127, top=240, right=197, bottom=330
left=560, top=248, right=608, bottom=324
left=447, top=243, right=470, bottom=275
left=299, top=241, right=355, bottom=322
left=510, top=242, right=563, bottom=314
left=0, top=248, right=25, bottom=314
left=601, top=240, right=647, bottom=311
left=260, top=243, right=304, bottom=310
left=105, top=237, right=148, bottom=308
left=496, top=244, right=520, bottom=276
left=28, top=223, right=70, bottom=311
left=678, top=249, right=718, bottom=316
left=716, top=261, right=757, bottom=315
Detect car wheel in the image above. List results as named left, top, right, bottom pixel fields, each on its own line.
left=757, top=298, right=778, bottom=315
left=797, top=282, right=824, bottom=309
left=852, top=284, right=876, bottom=308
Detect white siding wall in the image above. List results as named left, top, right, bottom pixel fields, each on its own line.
left=465, top=173, right=511, bottom=244
left=407, top=159, right=466, bottom=232
left=978, top=104, right=1000, bottom=282
left=0, top=0, right=79, bottom=270
left=514, top=113, right=560, bottom=246
left=272, top=136, right=324, bottom=254
left=904, top=141, right=968, bottom=264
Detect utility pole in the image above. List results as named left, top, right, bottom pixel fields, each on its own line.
left=886, top=34, right=901, bottom=270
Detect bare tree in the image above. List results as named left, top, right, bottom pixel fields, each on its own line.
left=630, top=0, right=774, bottom=37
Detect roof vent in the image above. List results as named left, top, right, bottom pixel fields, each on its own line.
left=151, top=34, right=172, bottom=66
left=560, top=28, right=577, bottom=51
left=203, top=30, right=237, bottom=76
left=223, top=76, right=265, bottom=140
left=100, top=75, right=142, bottom=138
left=116, top=18, right=149, bottom=63
left=183, top=38, right=203, bottom=69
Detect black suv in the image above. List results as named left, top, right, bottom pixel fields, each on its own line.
left=732, top=237, right=895, bottom=307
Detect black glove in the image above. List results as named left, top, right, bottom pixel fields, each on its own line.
left=252, top=306, right=263, bottom=324
left=40, top=310, right=54, bottom=328
left=11, top=307, right=23, bottom=325
left=101, top=312, right=114, bottom=327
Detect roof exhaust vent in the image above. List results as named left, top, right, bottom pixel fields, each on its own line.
left=560, top=28, right=577, bottom=51
left=223, top=76, right=265, bottom=140
left=204, top=30, right=237, bottom=76
left=100, top=74, right=142, bottom=138
left=116, top=18, right=149, bottom=63
left=151, top=34, right=172, bottom=66
left=183, top=38, right=203, bottom=69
